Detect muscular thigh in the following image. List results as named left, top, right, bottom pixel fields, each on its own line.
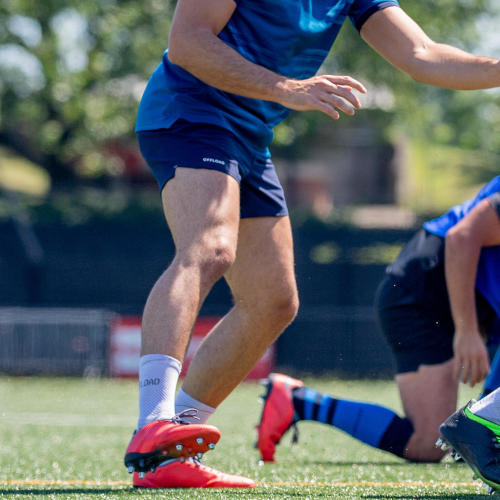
left=161, top=167, right=240, bottom=254
left=224, top=216, right=297, bottom=306
left=397, top=360, right=458, bottom=428
left=397, top=359, right=458, bottom=460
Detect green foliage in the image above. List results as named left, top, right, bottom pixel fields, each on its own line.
left=408, top=140, right=500, bottom=212
left=0, top=0, right=498, bottom=189
left=0, top=0, right=175, bottom=182
left=330, top=0, right=500, bottom=153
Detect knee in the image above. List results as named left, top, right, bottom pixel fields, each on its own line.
left=261, top=286, right=300, bottom=329
left=199, top=241, right=236, bottom=283
left=179, top=238, right=236, bottom=284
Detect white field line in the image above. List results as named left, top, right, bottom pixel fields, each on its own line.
left=0, top=479, right=482, bottom=488
left=0, top=412, right=134, bottom=427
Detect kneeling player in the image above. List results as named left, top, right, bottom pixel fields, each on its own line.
left=257, top=176, right=500, bottom=463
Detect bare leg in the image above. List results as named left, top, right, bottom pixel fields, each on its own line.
left=141, top=167, right=240, bottom=360
left=182, top=216, right=299, bottom=407
left=397, top=358, right=458, bottom=461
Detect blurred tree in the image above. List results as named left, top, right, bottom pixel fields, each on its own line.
left=0, top=0, right=174, bottom=185
left=0, top=0, right=498, bottom=186
left=328, top=0, right=500, bottom=152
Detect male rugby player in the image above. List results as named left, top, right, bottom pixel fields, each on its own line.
left=125, top=0, right=500, bottom=488
left=258, top=177, right=500, bottom=463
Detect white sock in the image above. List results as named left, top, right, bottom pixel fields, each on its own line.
left=175, top=388, right=216, bottom=424
left=137, top=354, right=182, bottom=429
left=469, top=387, right=500, bottom=425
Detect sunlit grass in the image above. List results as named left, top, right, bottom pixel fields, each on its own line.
left=0, top=375, right=487, bottom=499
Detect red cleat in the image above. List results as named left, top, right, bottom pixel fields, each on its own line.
left=256, top=373, right=303, bottom=462
left=133, top=458, right=256, bottom=488
left=124, top=412, right=221, bottom=474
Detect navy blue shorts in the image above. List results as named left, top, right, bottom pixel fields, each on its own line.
left=137, top=120, right=288, bottom=219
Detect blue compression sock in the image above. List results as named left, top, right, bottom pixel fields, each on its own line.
left=480, top=346, right=500, bottom=398
left=292, top=387, right=413, bottom=458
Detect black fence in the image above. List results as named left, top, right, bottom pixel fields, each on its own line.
left=0, top=308, right=114, bottom=376
left=0, top=218, right=415, bottom=377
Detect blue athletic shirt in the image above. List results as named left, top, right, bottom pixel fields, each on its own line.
left=424, top=176, right=500, bottom=316
left=136, top=0, right=399, bottom=150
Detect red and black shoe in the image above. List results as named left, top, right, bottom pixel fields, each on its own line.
left=124, top=410, right=220, bottom=475
left=256, top=373, right=303, bottom=462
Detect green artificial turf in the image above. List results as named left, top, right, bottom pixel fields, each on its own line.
left=0, top=375, right=490, bottom=499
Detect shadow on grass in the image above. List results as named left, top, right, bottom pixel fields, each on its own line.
left=305, top=460, right=454, bottom=467
left=364, top=496, right=491, bottom=499
left=0, top=488, right=491, bottom=499
left=0, top=489, right=131, bottom=496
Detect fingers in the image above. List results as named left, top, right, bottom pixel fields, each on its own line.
left=313, top=98, right=340, bottom=120
left=453, top=354, right=464, bottom=380
left=454, top=352, right=490, bottom=387
left=318, top=80, right=363, bottom=112
left=323, top=75, right=367, bottom=94
left=279, top=74, right=367, bottom=119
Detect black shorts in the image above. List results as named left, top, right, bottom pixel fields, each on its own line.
left=375, top=229, right=496, bottom=374
left=136, top=121, right=288, bottom=219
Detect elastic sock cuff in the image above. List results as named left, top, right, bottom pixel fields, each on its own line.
left=175, top=389, right=216, bottom=413
left=378, top=416, right=414, bottom=458
left=140, top=354, right=182, bottom=372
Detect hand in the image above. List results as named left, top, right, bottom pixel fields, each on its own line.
left=452, top=330, right=490, bottom=387
left=276, top=75, right=367, bottom=120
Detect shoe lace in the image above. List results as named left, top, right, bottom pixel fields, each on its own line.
left=168, top=408, right=200, bottom=424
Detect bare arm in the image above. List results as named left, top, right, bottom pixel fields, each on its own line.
left=168, top=0, right=366, bottom=120
left=361, top=6, right=500, bottom=90
left=445, top=199, right=500, bottom=386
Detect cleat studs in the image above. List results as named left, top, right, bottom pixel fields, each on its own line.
left=139, top=459, right=145, bottom=468
left=208, top=443, right=215, bottom=449
left=127, top=465, right=134, bottom=474
left=139, top=472, right=145, bottom=479
left=441, top=442, right=450, bottom=451
left=196, top=437, right=204, bottom=445
left=454, top=453, right=462, bottom=461
left=259, top=378, right=269, bottom=386
left=150, top=466, right=156, bottom=473
left=196, top=452, right=203, bottom=459
left=488, top=486, right=494, bottom=495
left=435, top=438, right=443, bottom=448
left=175, top=444, right=183, bottom=451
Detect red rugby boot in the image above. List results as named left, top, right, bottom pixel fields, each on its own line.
left=256, top=373, right=303, bottom=462
left=133, top=458, right=256, bottom=488
left=124, top=411, right=220, bottom=474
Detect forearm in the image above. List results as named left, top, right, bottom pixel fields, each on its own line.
left=410, top=43, right=500, bottom=90
left=362, top=7, right=500, bottom=91
left=168, top=27, right=287, bottom=104
left=168, top=26, right=366, bottom=119
left=445, top=230, right=481, bottom=332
